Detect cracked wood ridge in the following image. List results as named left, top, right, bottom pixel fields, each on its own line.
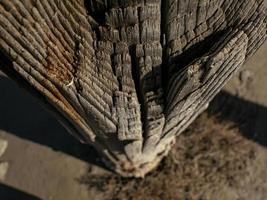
left=0, top=0, right=266, bottom=177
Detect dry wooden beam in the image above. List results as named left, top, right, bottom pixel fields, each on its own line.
left=0, top=0, right=266, bottom=177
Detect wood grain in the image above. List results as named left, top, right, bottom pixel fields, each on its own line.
left=0, top=0, right=266, bottom=177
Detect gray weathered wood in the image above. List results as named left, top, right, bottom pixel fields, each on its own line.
left=0, top=0, right=266, bottom=177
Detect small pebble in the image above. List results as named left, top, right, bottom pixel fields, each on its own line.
left=0, top=139, right=8, bottom=157
left=239, top=70, right=252, bottom=84
left=0, top=161, right=9, bottom=181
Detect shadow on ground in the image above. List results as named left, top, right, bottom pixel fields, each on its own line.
left=208, top=91, right=267, bottom=147
left=0, top=184, right=41, bottom=200
left=0, top=75, right=103, bottom=167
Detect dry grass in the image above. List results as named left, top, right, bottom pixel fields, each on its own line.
left=80, top=109, right=259, bottom=199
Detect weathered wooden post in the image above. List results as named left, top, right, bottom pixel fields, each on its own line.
left=0, top=0, right=266, bottom=177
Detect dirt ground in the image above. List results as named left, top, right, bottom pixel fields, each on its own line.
left=0, top=33, right=267, bottom=200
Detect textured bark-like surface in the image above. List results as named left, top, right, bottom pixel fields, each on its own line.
left=0, top=0, right=266, bottom=177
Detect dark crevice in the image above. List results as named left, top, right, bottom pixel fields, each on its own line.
left=129, top=45, right=147, bottom=132
left=73, top=37, right=86, bottom=115
left=160, top=0, right=169, bottom=105
left=72, top=36, right=82, bottom=77
left=84, top=0, right=108, bottom=42
left=84, top=0, right=107, bottom=25
left=168, top=29, right=228, bottom=76
left=134, top=6, right=149, bottom=135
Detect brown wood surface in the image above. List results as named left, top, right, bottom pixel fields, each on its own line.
left=0, top=0, right=266, bottom=177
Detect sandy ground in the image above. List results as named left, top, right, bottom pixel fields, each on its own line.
left=0, top=35, right=267, bottom=200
